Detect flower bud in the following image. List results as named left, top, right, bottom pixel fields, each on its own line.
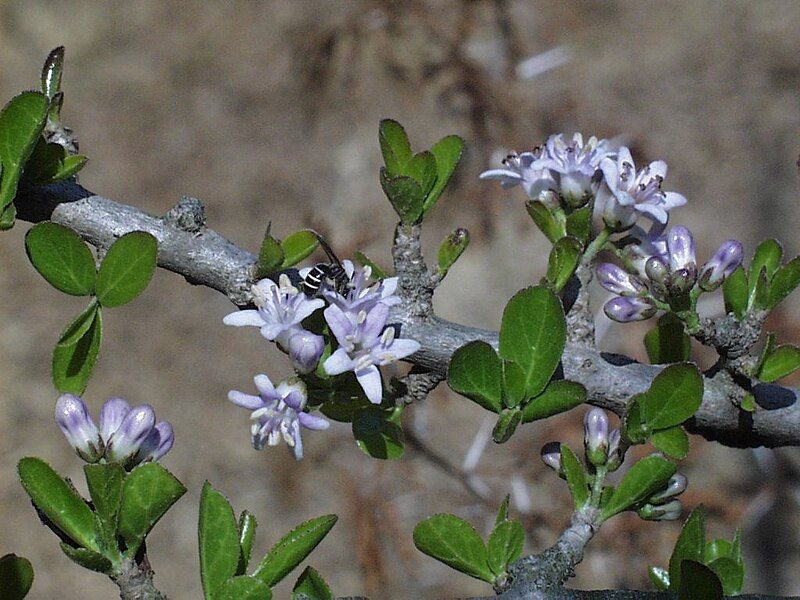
left=540, top=442, right=562, bottom=472
left=135, top=421, right=175, bottom=463
left=99, top=397, right=131, bottom=444
left=596, top=263, right=646, bottom=296
left=603, top=296, right=656, bottom=323
left=698, top=240, right=744, bottom=291
left=606, top=428, right=624, bottom=471
left=668, top=266, right=697, bottom=295
left=666, top=226, right=697, bottom=272
left=583, top=408, right=610, bottom=466
left=106, top=404, right=156, bottom=464
left=55, top=394, right=103, bottom=463
left=644, top=256, right=669, bottom=285
left=286, top=329, right=325, bottom=374
left=637, top=499, right=682, bottom=521
left=649, top=473, right=688, bottom=504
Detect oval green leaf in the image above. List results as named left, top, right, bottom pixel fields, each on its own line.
left=199, top=482, right=241, bottom=598
left=487, top=520, right=524, bottom=577
left=352, top=407, right=404, bottom=460
left=758, top=344, right=800, bottom=382
left=722, top=266, right=748, bottom=319
left=0, top=553, right=34, bottom=599
left=292, top=566, right=332, bottom=600
left=651, top=426, right=689, bottom=460
left=546, top=236, right=582, bottom=293
left=96, top=231, right=158, bottom=307
left=640, top=363, right=703, bottom=431
left=412, top=514, right=493, bottom=582
left=216, top=576, right=272, bottom=600
left=644, top=314, right=691, bottom=365
left=379, top=170, right=424, bottom=224
left=499, top=286, right=566, bottom=399
left=767, top=256, right=800, bottom=309
left=424, top=135, right=464, bottom=213
left=25, top=222, right=96, bottom=295
left=253, top=514, right=338, bottom=587
left=448, top=341, right=503, bottom=413
left=52, top=306, right=102, bottom=395
left=491, top=409, right=521, bottom=444
left=58, top=544, right=112, bottom=574
left=601, top=455, right=677, bottom=521
left=560, top=445, right=589, bottom=510
left=520, top=380, right=586, bottom=423
left=237, top=511, right=258, bottom=576
left=438, top=228, right=469, bottom=275
left=678, top=560, right=723, bottom=600
left=669, top=507, right=706, bottom=591
left=17, top=457, right=98, bottom=552
left=281, top=230, right=319, bottom=269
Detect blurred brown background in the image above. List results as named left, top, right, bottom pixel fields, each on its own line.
left=2, top=1, right=800, bottom=598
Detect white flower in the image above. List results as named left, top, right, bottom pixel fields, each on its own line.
left=479, top=149, right=556, bottom=199
left=533, top=133, right=614, bottom=203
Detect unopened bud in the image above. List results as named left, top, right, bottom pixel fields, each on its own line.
left=584, top=408, right=610, bottom=466
left=698, top=240, right=744, bottom=291
left=650, top=474, right=688, bottom=504
left=604, top=296, right=656, bottom=323
left=540, top=442, right=562, bottom=472
left=638, top=499, right=683, bottom=521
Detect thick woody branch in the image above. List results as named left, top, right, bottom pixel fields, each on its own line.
left=14, top=181, right=800, bottom=452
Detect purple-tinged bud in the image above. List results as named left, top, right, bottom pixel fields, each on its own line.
left=540, top=441, right=562, bottom=472
left=698, top=240, right=744, bottom=291
left=650, top=474, right=688, bottom=504
left=55, top=394, right=103, bottom=463
left=606, top=428, right=624, bottom=471
left=286, top=329, right=325, bottom=374
left=584, top=408, right=610, bottom=466
left=106, top=404, right=156, bottom=464
left=666, top=226, right=697, bottom=272
left=537, top=189, right=561, bottom=210
left=596, top=263, right=646, bottom=296
left=637, top=499, right=683, bottom=521
left=604, top=296, right=656, bottom=323
left=668, top=267, right=697, bottom=295
left=645, top=256, right=669, bottom=285
left=99, top=397, right=131, bottom=444
left=135, top=421, right=174, bottom=463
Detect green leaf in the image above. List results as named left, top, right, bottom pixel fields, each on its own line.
left=499, top=286, right=566, bottom=399
left=748, top=239, right=782, bottom=301
left=378, top=119, right=412, bottom=176
left=0, top=554, right=34, bottom=599
left=95, top=231, right=158, bottom=307
left=237, top=511, right=258, bottom=575
left=448, top=341, right=503, bottom=413
left=651, top=426, right=689, bottom=459
left=492, top=409, right=521, bottom=444
left=353, top=251, right=388, bottom=279
left=42, top=47, right=65, bottom=100
left=52, top=306, right=102, bottom=394
left=412, top=514, right=493, bottom=583
left=644, top=314, right=691, bottom=364
left=487, top=520, right=524, bottom=577
left=257, top=233, right=284, bottom=278
left=707, top=556, right=744, bottom=596
left=17, top=457, right=98, bottom=551
left=756, top=332, right=777, bottom=376
left=525, top=200, right=566, bottom=243
left=23, top=140, right=87, bottom=185
left=668, top=507, right=706, bottom=590
left=0, top=91, right=49, bottom=214
left=560, top=445, right=589, bottom=510
left=58, top=544, right=112, bottom=574
left=640, top=363, right=703, bottom=431
left=723, top=266, right=748, bottom=319
left=437, top=228, right=469, bottom=275
left=740, top=393, right=757, bottom=412
left=0, top=202, right=16, bottom=231
left=545, top=236, right=582, bottom=293
left=424, top=134, right=464, bottom=213
left=253, top=514, right=338, bottom=587
left=767, top=257, right=800, bottom=309
left=757, top=344, right=800, bottom=382
left=501, top=360, right=526, bottom=409
left=753, top=267, right=771, bottom=310
left=520, top=380, right=586, bottom=423
left=84, top=462, right=125, bottom=549
left=25, top=222, right=97, bottom=295
left=704, top=539, right=733, bottom=563
left=495, top=495, right=510, bottom=526
left=601, top=455, right=677, bottom=520
left=199, top=482, right=241, bottom=598
left=281, top=230, right=319, bottom=269
left=622, top=395, right=648, bottom=445
left=292, top=566, right=332, bottom=600
left=678, top=560, right=723, bottom=600
left=379, top=169, right=424, bottom=224
left=57, top=301, right=99, bottom=347
left=352, top=407, right=404, bottom=460
left=117, top=463, right=186, bottom=557
left=565, top=206, right=592, bottom=245
left=405, top=151, right=437, bottom=200
left=648, top=565, right=670, bottom=591
left=216, top=576, right=272, bottom=600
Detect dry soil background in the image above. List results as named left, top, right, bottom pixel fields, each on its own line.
left=2, top=1, right=800, bottom=598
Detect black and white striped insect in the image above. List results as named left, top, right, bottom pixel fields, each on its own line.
left=301, top=233, right=351, bottom=297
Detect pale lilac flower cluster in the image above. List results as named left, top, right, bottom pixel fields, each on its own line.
left=224, top=274, right=325, bottom=373
left=598, top=225, right=743, bottom=322
left=228, top=374, right=328, bottom=460
left=321, top=262, right=419, bottom=403
left=55, top=394, right=174, bottom=468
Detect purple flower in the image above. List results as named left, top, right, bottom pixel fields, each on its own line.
left=622, top=221, right=669, bottom=278
left=533, top=133, right=613, bottom=204
left=320, top=260, right=400, bottom=314
left=56, top=394, right=173, bottom=467
left=322, top=302, right=420, bottom=403
left=224, top=274, right=325, bottom=373
left=595, top=146, right=687, bottom=229
left=228, top=374, right=329, bottom=460
left=479, top=149, right=556, bottom=199
left=604, top=296, right=656, bottom=323
left=596, top=263, right=646, bottom=296
left=698, top=240, right=744, bottom=290
left=55, top=394, right=103, bottom=463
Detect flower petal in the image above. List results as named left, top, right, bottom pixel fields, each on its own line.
left=228, top=390, right=265, bottom=410
left=323, top=304, right=354, bottom=346
left=298, top=412, right=330, bottom=431
left=223, top=310, right=266, bottom=327
left=323, top=348, right=355, bottom=376
left=253, top=374, right=276, bottom=398
left=355, top=365, right=383, bottom=404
